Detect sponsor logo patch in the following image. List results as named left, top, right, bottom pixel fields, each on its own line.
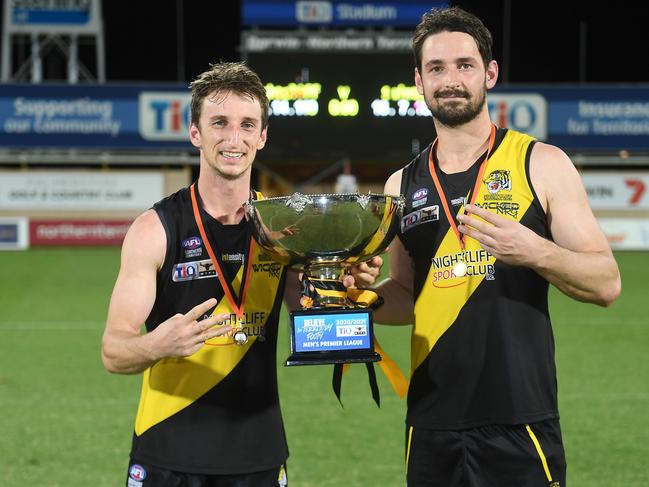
left=222, top=252, right=244, bottom=264
left=252, top=262, right=282, bottom=278
left=450, top=196, right=466, bottom=207
left=430, top=249, right=496, bottom=287
left=411, top=188, right=429, bottom=208
left=483, top=192, right=512, bottom=201
left=182, top=236, right=203, bottom=258
left=401, top=205, right=439, bottom=232
left=129, top=464, right=146, bottom=481
left=172, top=259, right=218, bottom=282
left=336, top=324, right=368, bottom=337
left=476, top=201, right=520, bottom=218
left=205, top=311, right=268, bottom=345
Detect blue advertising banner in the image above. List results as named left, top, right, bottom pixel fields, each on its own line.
left=490, top=85, right=649, bottom=151
left=2, top=83, right=649, bottom=152
left=0, top=84, right=193, bottom=150
left=242, top=0, right=448, bottom=28
left=5, top=0, right=101, bottom=34
left=12, top=5, right=90, bottom=25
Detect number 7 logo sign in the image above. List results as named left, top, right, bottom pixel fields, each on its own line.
left=625, top=179, right=646, bottom=205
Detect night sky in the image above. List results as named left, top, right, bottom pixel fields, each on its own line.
left=96, top=1, right=649, bottom=85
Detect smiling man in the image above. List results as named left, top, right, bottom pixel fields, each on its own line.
left=103, top=61, right=381, bottom=487
left=102, top=62, right=292, bottom=487
left=374, top=7, right=621, bottom=487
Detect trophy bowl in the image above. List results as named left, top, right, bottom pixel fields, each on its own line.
left=245, top=192, right=404, bottom=366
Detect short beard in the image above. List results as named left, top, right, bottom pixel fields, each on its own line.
left=427, top=87, right=486, bottom=127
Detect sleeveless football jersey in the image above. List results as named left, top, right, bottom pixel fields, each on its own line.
left=399, top=128, right=558, bottom=430
left=130, top=185, right=289, bottom=474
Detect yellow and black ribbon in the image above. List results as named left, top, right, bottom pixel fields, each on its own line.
left=301, top=275, right=408, bottom=406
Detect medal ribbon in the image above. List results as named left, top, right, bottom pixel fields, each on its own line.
left=190, top=183, right=254, bottom=319
left=428, top=124, right=496, bottom=252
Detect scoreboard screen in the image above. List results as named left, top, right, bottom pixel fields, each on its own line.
left=245, top=51, right=436, bottom=166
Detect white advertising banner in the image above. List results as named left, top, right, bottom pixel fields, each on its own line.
left=0, top=171, right=164, bottom=210
left=598, top=218, right=649, bottom=250
left=582, top=172, right=649, bottom=210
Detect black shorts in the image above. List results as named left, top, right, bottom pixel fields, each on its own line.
left=405, top=419, right=566, bottom=487
left=125, top=461, right=287, bottom=487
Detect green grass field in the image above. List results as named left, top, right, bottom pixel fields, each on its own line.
left=0, top=248, right=647, bottom=486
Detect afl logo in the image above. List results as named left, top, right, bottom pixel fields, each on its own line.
left=182, top=236, right=202, bottom=249
left=412, top=188, right=429, bottom=208
left=412, top=188, right=428, bottom=200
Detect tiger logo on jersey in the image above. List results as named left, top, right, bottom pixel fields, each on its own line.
left=484, top=169, right=512, bottom=194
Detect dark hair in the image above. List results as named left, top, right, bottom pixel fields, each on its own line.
left=412, top=7, right=493, bottom=72
left=189, top=62, right=269, bottom=129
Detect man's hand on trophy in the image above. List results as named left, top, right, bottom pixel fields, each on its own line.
left=343, top=256, right=383, bottom=289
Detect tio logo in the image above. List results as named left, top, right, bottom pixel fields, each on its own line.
left=139, top=92, right=191, bottom=141
left=487, top=94, right=547, bottom=140
left=173, top=262, right=198, bottom=281
left=295, top=1, right=333, bottom=23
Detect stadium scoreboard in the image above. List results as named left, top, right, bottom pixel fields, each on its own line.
left=242, top=31, right=435, bottom=165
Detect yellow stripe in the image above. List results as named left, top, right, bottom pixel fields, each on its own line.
left=411, top=130, right=535, bottom=372
left=374, top=338, right=408, bottom=399
left=525, top=424, right=553, bottom=482
left=405, top=425, right=414, bottom=473
left=134, top=243, right=283, bottom=435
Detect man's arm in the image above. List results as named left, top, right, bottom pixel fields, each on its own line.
left=457, top=142, right=621, bottom=306
left=283, top=270, right=302, bottom=311
left=372, top=169, right=415, bottom=325
left=101, top=210, right=232, bottom=374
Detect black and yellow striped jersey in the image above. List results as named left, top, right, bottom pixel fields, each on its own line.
left=130, top=185, right=289, bottom=474
left=399, top=128, right=558, bottom=430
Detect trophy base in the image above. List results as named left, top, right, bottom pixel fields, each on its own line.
left=286, top=307, right=380, bottom=367
left=285, top=351, right=380, bottom=367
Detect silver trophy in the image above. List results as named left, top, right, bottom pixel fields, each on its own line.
left=245, top=192, right=404, bottom=366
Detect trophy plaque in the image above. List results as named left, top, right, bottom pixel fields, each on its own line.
left=245, top=192, right=403, bottom=366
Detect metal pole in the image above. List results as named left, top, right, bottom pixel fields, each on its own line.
left=501, top=0, right=511, bottom=84
left=69, top=34, right=79, bottom=83
left=31, top=34, right=42, bottom=83
left=96, top=0, right=106, bottom=82
left=96, top=28, right=106, bottom=82
left=176, top=0, right=185, bottom=81
left=579, top=20, right=587, bottom=83
left=1, top=0, right=10, bottom=81
left=1, top=32, right=10, bottom=81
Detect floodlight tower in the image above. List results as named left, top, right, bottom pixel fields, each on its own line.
left=1, top=0, right=105, bottom=83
